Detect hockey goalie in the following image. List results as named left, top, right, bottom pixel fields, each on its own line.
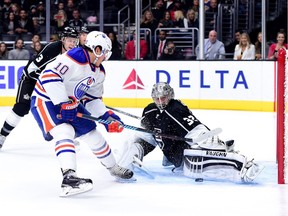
left=116, top=82, right=264, bottom=183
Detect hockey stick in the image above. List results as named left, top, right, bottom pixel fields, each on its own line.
left=76, top=113, right=222, bottom=143
left=106, top=106, right=142, bottom=120
left=132, top=156, right=155, bottom=179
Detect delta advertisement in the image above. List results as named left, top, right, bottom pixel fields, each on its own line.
left=0, top=60, right=276, bottom=111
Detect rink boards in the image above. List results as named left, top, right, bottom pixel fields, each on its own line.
left=0, top=60, right=276, bottom=111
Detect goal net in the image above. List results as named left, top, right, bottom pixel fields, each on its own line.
left=277, top=48, right=288, bottom=184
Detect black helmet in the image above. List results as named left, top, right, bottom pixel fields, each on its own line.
left=61, top=27, right=78, bottom=38
left=80, top=26, right=89, bottom=34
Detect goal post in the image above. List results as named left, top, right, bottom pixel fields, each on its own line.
left=277, top=48, right=288, bottom=184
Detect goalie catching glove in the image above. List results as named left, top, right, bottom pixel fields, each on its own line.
left=101, top=110, right=124, bottom=133
left=59, top=96, right=78, bottom=121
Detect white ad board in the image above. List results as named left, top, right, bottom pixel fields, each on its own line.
left=0, top=60, right=276, bottom=111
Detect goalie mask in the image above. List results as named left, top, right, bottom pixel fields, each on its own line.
left=84, top=31, right=112, bottom=61
left=151, top=82, right=175, bottom=110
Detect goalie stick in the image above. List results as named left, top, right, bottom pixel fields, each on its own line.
left=132, top=156, right=155, bottom=179
left=76, top=113, right=222, bottom=144
left=106, top=106, right=142, bottom=120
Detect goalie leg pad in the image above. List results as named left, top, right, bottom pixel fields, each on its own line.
left=183, top=149, right=248, bottom=182
left=240, top=159, right=265, bottom=182
left=116, top=141, right=144, bottom=169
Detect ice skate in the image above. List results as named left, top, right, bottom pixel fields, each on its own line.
left=108, top=164, right=135, bottom=182
left=0, top=134, right=6, bottom=149
left=60, top=169, right=93, bottom=197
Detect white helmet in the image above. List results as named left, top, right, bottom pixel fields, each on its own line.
left=151, top=82, right=175, bottom=110
left=84, top=31, right=112, bottom=61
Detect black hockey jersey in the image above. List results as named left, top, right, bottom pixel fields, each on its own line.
left=23, top=41, right=63, bottom=80
left=140, top=99, right=207, bottom=167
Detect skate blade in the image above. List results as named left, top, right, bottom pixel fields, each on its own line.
left=59, top=183, right=93, bottom=197
left=115, top=176, right=137, bottom=183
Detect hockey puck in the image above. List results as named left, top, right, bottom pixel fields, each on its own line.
left=195, top=178, right=203, bottom=182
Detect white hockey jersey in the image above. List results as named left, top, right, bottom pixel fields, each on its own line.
left=32, top=47, right=107, bottom=117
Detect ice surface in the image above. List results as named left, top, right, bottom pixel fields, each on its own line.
left=0, top=107, right=287, bottom=216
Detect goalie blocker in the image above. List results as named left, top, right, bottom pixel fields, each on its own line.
left=183, top=148, right=264, bottom=183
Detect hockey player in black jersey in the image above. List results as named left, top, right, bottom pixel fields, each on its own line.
left=0, top=27, right=79, bottom=148
left=117, top=82, right=264, bottom=183
left=78, top=26, right=89, bottom=47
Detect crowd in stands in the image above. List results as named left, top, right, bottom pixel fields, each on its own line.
left=0, top=0, right=287, bottom=61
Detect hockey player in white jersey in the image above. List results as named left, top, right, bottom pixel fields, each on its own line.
left=116, top=82, right=264, bottom=183
left=30, top=31, right=134, bottom=197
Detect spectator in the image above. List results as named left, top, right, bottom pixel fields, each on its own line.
left=2, top=11, right=18, bottom=35
left=267, top=31, right=288, bottom=60
left=51, top=0, right=65, bottom=16
left=173, top=10, right=187, bottom=28
left=163, top=0, right=176, bottom=13
left=31, top=41, right=42, bottom=60
left=140, top=10, right=158, bottom=38
left=233, top=32, right=255, bottom=60
left=153, top=30, right=168, bottom=60
left=159, top=40, right=184, bottom=60
left=186, top=9, right=199, bottom=28
left=10, top=3, right=21, bottom=17
left=8, top=38, right=30, bottom=60
left=163, top=0, right=182, bottom=21
left=14, top=0, right=33, bottom=12
left=107, top=31, right=123, bottom=60
left=151, top=0, right=165, bottom=24
left=205, top=0, right=218, bottom=31
left=35, top=1, right=46, bottom=25
left=186, top=9, right=199, bottom=45
left=28, top=5, right=38, bottom=20
left=65, top=0, right=76, bottom=21
left=195, top=30, right=226, bottom=59
left=14, top=9, right=34, bottom=38
left=205, top=0, right=218, bottom=12
left=86, top=14, right=97, bottom=25
left=0, top=42, right=10, bottom=60
left=191, top=0, right=200, bottom=19
left=158, top=10, right=174, bottom=29
left=255, top=32, right=269, bottom=60
left=52, top=9, right=68, bottom=34
left=125, top=31, right=149, bottom=60
left=68, top=8, right=87, bottom=33
left=25, top=34, right=41, bottom=59
left=1, top=0, right=12, bottom=22
left=225, top=29, right=242, bottom=54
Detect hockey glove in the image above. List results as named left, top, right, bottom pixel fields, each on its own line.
left=60, top=96, right=78, bottom=121
left=101, top=110, right=124, bottom=133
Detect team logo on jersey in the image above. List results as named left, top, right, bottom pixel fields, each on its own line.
left=74, top=77, right=95, bottom=99
left=122, top=69, right=145, bottom=89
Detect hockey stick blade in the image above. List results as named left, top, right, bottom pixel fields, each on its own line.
left=132, top=156, right=155, bottom=179
left=76, top=113, right=221, bottom=143
left=106, top=106, right=142, bottom=120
